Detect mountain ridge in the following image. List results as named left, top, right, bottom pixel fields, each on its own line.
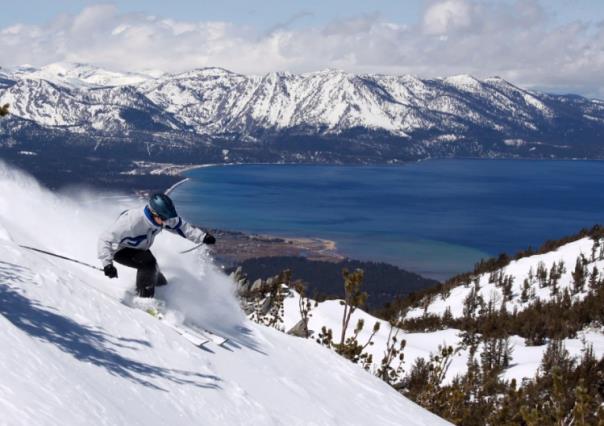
left=1, top=62, right=603, bottom=167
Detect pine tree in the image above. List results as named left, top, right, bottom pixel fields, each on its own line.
left=521, top=278, right=531, bottom=303
left=571, top=379, right=591, bottom=426
left=408, top=345, right=456, bottom=413
left=557, top=260, right=566, bottom=276
left=527, top=266, right=535, bottom=285
left=520, top=405, right=543, bottom=426
left=540, top=339, right=574, bottom=377
left=338, top=268, right=367, bottom=347
left=549, top=367, right=569, bottom=425
left=316, top=326, right=333, bottom=347
left=591, top=239, right=600, bottom=262
left=588, top=266, right=599, bottom=292
left=572, top=257, right=586, bottom=294
left=536, top=261, right=548, bottom=288
left=502, top=275, right=514, bottom=301
left=336, top=318, right=380, bottom=369
left=472, top=276, right=481, bottom=291
left=442, top=306, right=453, bottom=324
left=377, top=322, right=406, bottom=385
left=248, top=270, right=290, bottom=331
left=293, top=280, right=313, bottom=338
left=549, top=261, right=563, bottom=294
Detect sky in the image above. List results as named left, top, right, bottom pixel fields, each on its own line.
left=1, top=0, right=603, bottom=98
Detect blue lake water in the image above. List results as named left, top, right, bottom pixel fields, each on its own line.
left=171, top=160, right=604, bottom=281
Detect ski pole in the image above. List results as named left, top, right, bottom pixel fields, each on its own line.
left=179, top=242, right=205, bottom=254
left=18, top=245, right=103, bottom=271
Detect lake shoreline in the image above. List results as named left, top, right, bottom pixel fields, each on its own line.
left=158, top=163, right=450, bottom=282
left=167, top=159, right=604, bottom=281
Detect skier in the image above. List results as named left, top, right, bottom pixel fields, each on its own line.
left=98, top=193, right=215, bottom=297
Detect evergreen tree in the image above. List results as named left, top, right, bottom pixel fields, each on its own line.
left=536, top=261, right=548, bottom=288
left=293, top=280, right=313, bottom=338
left=502, top=275, right=514, bottom=301
left=316, top=326, right=333, bottom=347
left=571, top=379, right=591, bottom=426
left=336, top=318, right=379, bottom=369
left=527, top=266, right=535, bottom=285
left=591, top=239, right=600, bottom=262
left=472, top=276, right=481, bottom=291
left=404, top=345, right=456, bottom=415
left=572, top=257, right=586, bottom=294
left=338, top=268, right=367, bottom=347
left=377, top=322, right=406, bottom=385
left=521, top=278, right=531, bottom=303
left=588, top=266, right=599, bottom=292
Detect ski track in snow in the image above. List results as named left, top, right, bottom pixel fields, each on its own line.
left=0, top=162, right=449, bottom=426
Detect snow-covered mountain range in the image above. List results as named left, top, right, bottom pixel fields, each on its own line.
left=1, top=62, right=603, bottom=165
left=0, top=162, right=449, bottom=425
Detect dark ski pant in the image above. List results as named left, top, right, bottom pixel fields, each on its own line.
left=113, top=248, right=166, bottom=298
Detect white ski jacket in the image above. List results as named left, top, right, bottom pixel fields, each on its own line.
left=97, top=206, right=207, bottom=267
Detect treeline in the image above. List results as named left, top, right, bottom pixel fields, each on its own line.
left=238, top=227, right=604, bottom=424
left=402, top=337, right=604, bottom=425
left=377, top=224, right=604, bottom=321
left=241, top=265, right=604, bottom=425
left=228, top=256, right=439, bottom=310
left=402, top=282, right=604, bottom=345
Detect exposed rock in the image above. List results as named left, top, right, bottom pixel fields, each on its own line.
left=251, top=278, right=263, bottom=293
left=287, top=319, right=310, bottom=338
left=260, top=297, right=272, bottom=315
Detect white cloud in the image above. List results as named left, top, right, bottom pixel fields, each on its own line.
left=0, top=1, right=603, bottom=98
left=422, top=0, right=473, bottom=35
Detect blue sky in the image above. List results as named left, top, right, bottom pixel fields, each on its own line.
left=3, top=0, right=424, bottom=29
left=1, top=1, right=603, bottom=97
left=2, top=0, right=603, bottom=29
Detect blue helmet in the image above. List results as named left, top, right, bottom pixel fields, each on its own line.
left=148, top=193, right=178, bottom=220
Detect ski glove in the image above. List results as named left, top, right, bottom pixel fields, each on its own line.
left=104, top=264, right=118, bottom=279
left=203, top=233, right=216, bottom=245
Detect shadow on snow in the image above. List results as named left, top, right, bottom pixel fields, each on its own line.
left=0, top=261, right=221, bottom=392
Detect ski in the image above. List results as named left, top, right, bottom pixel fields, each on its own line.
left=122, top=292, right=229, bottom=347
left=185, top=324, right=229, bottom=346
left=121, top=292, right=211, bottom=348
left=161, top=321, right=210, bottom=348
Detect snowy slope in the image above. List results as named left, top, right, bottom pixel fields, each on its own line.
left=406, top=237, right=602, bottom=319
left=281, top=290, right=604, bottom=386
left=318, top=235, right=604, bottom=383
left=0, top=163, right=449, bottom=426
left=279, top=239, right=604, bottom=386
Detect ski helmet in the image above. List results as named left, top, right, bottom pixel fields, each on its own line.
left=148, top=193, right=178, bottom=220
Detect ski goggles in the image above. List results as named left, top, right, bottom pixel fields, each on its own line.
left=150, top=212, right=179, bottom=228
left=163, top=216, right=180, bottom=228
left=149, top=207, right=176, bottom=223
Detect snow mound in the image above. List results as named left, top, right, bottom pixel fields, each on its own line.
left=0, top=162, right=448, bottom=426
